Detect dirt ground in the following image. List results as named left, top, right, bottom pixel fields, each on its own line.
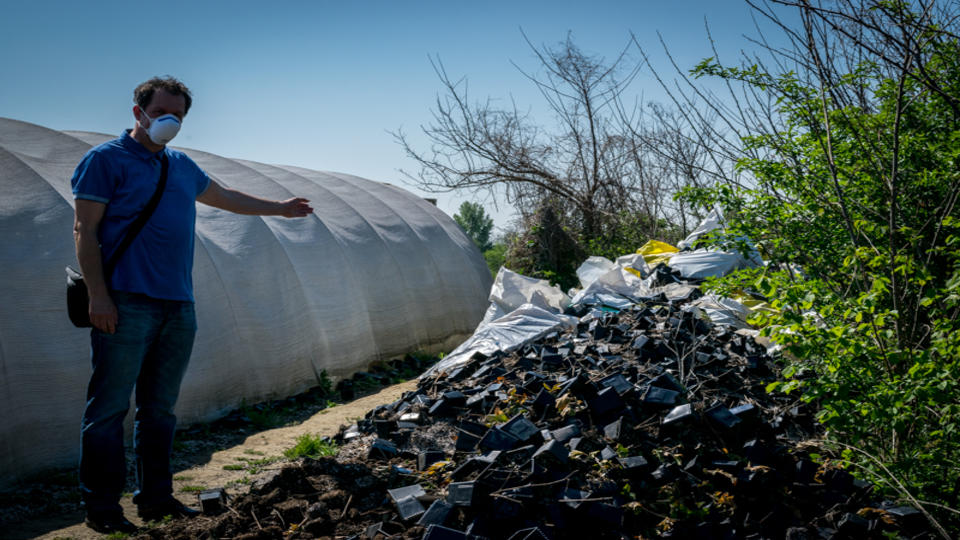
left=3, top=380, right=417, bottom=540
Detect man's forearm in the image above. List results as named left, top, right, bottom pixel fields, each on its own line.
left=75, top=228, right=109, bottom=297
left=211, top=187, right=284, bottom=215
left=197, top=181, right=313, bottom=218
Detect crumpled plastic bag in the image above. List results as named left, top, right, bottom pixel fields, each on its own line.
left=576, top=256, right=617, bottom=288
left=677, top=207, right=724, bottom=250
left=668, top=249, right=757, bottom=279
left=489, top=267, right=571, bottom=314
left=690, top=294, right=754, bottom=329
left=615, top=253, right=649, bottom=279
left=572, top=265, right=650, bottom=308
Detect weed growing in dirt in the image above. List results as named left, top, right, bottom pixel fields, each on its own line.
left=317, top=369, right=333, bottom=395
left=225, top=475, right=254, bottom=489
left=179, top=485, right=207, bottom=493
left=284, top=433, right=338, bottom=459
left=232, top=455, right=282, bottom=474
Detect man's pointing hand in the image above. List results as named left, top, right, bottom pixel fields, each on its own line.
left=279, top=197, right=313, bottom=218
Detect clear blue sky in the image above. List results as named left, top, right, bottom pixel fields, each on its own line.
left=0, top=0, right=778, bottom=232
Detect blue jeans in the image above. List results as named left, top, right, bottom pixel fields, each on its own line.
left=79, top=291, right=197, bottom=515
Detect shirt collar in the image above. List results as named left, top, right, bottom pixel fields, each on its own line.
left=120, top=129, right=165, bottom=161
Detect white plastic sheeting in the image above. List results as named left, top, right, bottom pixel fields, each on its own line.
left=689, top=294, right=754, bottom=329
left=426, top=304, right=579, bottom=374
left=0, top=118, right=492, bottom=487
left=672, top=209, right=764, bottom=277
left=572, top=256, right=649, bottom=309
left=427, top=237, right=766, bottom=376
left=489, top=267, right=571, bottom=313
left=677, top=207, right=724, bottom=250
left=668, top=249, right=756, bottom=279
left=425, top=268, right=577, bottom=374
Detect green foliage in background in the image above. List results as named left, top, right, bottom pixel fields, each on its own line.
left=684, top=9, right=960, bottom=529
left=483, top=241, right=508, bottom=276
left=453, top=201, right=494, bottom=252
left=584, top=211, right=683, bottom=262
left=503, top=202, right=584, bottom=290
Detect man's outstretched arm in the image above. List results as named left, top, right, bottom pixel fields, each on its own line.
left=197, top=180, right=313, bottom=217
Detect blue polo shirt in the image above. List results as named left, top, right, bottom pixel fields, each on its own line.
left=71, top=130, right=211, bottom=302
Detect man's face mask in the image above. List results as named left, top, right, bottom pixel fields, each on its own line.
left=138, top=108, right=181, bottom=146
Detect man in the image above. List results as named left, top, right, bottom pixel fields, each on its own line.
left=71, top=76, right=313, bottom=534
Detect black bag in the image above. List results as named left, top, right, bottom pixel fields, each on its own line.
left=66, top=153, right=169, bottom=328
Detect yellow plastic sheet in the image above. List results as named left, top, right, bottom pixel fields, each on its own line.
left=636, top=240, right=679, bottom=268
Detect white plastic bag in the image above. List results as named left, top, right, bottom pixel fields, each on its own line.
left=489, top=267, right=571, bottom=313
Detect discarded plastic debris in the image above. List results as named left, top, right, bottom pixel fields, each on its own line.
left=446, top=481, right=475, bottom=507
left=368, top=438, right=399, bottom=460
left=387, top=483, right=425, bottom=503
left=419, top=524, right=467, bottom=539
left=197, top=488, right=227, bottom=515
left=140, top=244, right=936, bottom=539
left=394, top=494, right=425, bottom=521
left=418, top=450, right=446, bottom=471
left=418, top=499, right=453, bottom=527
left=663, top=403, right=693, bottom=425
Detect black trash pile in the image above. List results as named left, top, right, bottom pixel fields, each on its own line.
left=332, top=297, right=934, bottom=539
left=142, top=283, right=935, bottom=539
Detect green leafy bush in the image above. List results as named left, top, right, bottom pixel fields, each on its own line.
left=681, top=4, right=960, bottom=531
left=483, top=242, right=507, bottom=276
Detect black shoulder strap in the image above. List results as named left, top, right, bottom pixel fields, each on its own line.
left=103, top=152, right=169, bottom=279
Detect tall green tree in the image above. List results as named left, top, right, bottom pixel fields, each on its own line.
left=453, top=201, right=494, bottom=252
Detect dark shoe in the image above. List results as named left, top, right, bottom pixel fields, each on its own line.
left=84, top=512, right=139, bottom=534
left=137, top=497, right=201, bottom=522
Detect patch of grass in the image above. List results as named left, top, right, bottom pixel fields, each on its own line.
left=137, top=514, right=174, bottom=530
left=172, top=474, right=193, bottom=481
left=231, top=455, right=283, bottom=474
left=243, top=449, right=266, bottom=456
left=284, top=433, right=338, bottom=459
left=179, top=485, right=207, bottom=493
left=240, top=400, right=285, bottom=430
left=226, top=476, right=252, bottom=488
left=222, top=464, right=245, bottom=471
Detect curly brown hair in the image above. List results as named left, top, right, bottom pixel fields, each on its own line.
left=134, top=76, right=193, bottom=114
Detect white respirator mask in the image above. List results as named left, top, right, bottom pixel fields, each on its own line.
left=138, top=109, right=181, bottom=146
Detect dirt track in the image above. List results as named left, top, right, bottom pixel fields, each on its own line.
left=4, top=380, right=417, bottom=540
